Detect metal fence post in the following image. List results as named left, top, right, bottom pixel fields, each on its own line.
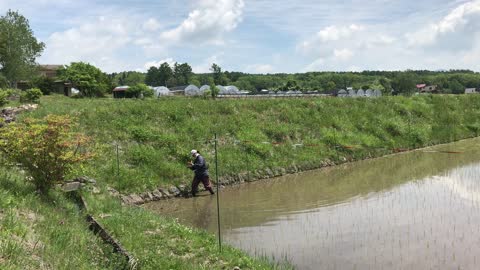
left=214, top=133, right=222, bottom=252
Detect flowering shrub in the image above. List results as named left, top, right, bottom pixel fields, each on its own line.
left=0, top=115, right=93, bottom=193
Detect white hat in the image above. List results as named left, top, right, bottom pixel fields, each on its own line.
left=190, top=149, right=197, bottom=155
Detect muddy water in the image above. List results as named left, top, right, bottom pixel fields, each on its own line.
left=145, top=138, right=480, bottom=270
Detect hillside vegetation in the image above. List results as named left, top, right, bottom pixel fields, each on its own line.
left=3, top=94, right=480, bottom=269
left=20, top=94, right=480, bottom=193
left=0, top=165, right=288, bottom=269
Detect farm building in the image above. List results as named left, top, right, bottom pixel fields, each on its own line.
left=152, top=86, right=172, bottom=97
left=113, top=86, right=129, bottom=98
left=17, top=65, right=72, bottom=96
left=465, top=88, right=477, bottom=94
left=417, top=84, right=438, bottom=93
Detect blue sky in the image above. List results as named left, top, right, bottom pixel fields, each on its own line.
left=2, top=0, right=480, bottom=73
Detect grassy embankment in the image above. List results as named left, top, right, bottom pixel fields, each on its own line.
left=0, top=167, right=288, bottom=269
left=21, top=94, right=480, bottom=193
left=3, top=94, right=480, bottom=269
left=1, top=95, right=295, bottom=269
left=0, top=168, right=126, bottom=269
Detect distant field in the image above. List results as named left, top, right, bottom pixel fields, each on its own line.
left=19, top=94, right=480, bottom=193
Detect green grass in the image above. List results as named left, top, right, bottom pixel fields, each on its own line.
left=3, top=94, right=480, bottom=269
left=82, top=191, right=292, bottom=270
left=16, top=94, right=480, bottom=193
left=0, top=112, right=291, bottom=269
left=0, top=168, right=125, bottom=270
left=0, top=164, right=292, bottom=269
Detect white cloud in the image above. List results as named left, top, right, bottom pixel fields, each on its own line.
left=406, top=0, right=480, bottom=47
left=317, top=24, right=364, bottom=42
left=39, top=12, right=172, bottom=72
left=159, top=0, right=244, bottom=45
left=40, top=16, right=133, bottom=71
left=143, top=58, right=176, bottom=71
left=245, top=64, right=274, bottom=74
left=333, top=49, right=354, bottom=61
left=20, top=0, right=480, bottom=73
left=192, top=54, right=223, bottom=73
left=298, top=24, right=366, bottom=57
left=366, top=34, right=396, bottom=48
left=303, top=58, right=325, bottom=72
left=143, top=18, right=161, bottom=31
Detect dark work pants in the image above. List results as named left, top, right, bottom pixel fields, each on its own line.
left=191, top=175, right=214, bottom=196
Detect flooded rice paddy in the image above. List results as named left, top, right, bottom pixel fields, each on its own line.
left=145, top=138, right=480, bottom=270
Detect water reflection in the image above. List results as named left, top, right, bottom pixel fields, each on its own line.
left=145, top=138, right=480, bottom=270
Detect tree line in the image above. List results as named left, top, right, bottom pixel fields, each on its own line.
left=135, top=63, right=480, bottom=95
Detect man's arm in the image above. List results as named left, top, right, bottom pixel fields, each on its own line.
left=191, top=156, right=205, bottom=170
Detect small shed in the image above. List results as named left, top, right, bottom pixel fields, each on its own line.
left=465, top=88, right=477, bottom=94
left=113, top=86, right=129, bottom=98
left=418, top=84, right=438, bottom=93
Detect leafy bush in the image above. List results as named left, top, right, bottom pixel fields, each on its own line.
left=20, top=88, right=42, bottom=103
left=127, top=83, right=152, bottom=98
left=0, top=115, right=93, bottom=193
left=32, top=76, right=55, bottom=95
left=0, top=89, right=9, bottom=106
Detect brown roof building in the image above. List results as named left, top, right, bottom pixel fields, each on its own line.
left=38, top=65, right=63, bottom=79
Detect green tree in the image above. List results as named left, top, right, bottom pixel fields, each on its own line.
left=449, top=80, right=464, bottom=94
left=173, top=62, right=192, bottom=86
left=379, top=77, right=392, bottom=93
left=391, top=73, right=416, bottom=95
left=158, top=62, right=173, bottom=86
left=281, top=80, right=299, bottom=91
left=145, top=66, right=160, bottom=86
left=326, top=81, right=336, bottom=91
left=210, top=63, right=229, bottom=85
left=123, top=72, right=145, bottom=86
left=210, top=82, right=219, bottom=99
left=58, top=62, right=109, bottom=97
left=235, top=77, right=254, bottom=92
left=0, top=73, right=8, bottom=88
left=0, top=10, right=45, bottom=88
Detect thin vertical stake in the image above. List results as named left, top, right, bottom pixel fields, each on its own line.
left=215, top=133, right=222, bottom=252
left=245, top=144, right=250, bottom=182
left=116, top=144, right=120, bottom=180
left=333, top=130, right=339, bottom=162
left=408, top=114, right=412, bottom=149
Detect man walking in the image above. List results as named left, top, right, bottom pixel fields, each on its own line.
left=188, top=149, right=215, bottom=197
